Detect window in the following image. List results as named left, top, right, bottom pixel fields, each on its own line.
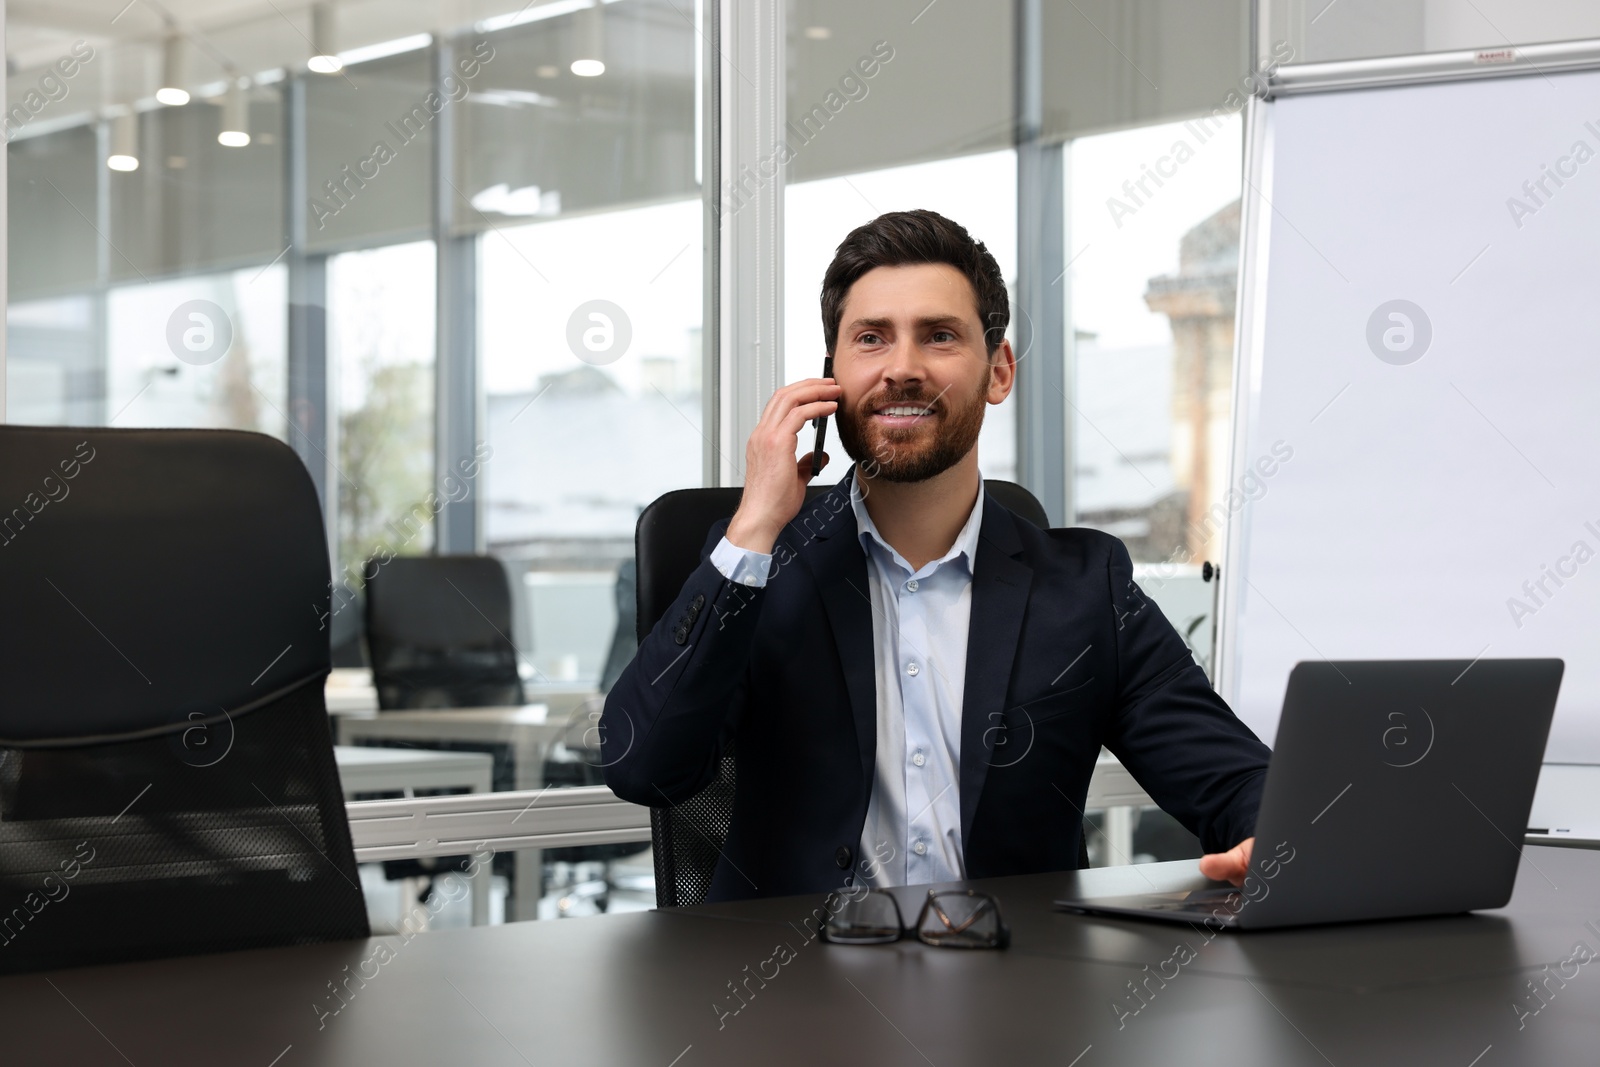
left=328, top=241, right=436, bottom=572
left=1066, top=116, right=1244, bottom=565
left=481, top=200, right=704, bottom=685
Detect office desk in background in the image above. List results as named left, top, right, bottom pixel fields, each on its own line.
left=1527, top=762, right=1600, bottom=849
left=338, top=705, right=576, bottom=921
left=333, top=746, right=495, bottom=926
left=6, top=846, right=1596, bottom=1065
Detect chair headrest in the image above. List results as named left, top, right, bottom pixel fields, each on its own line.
left=0, top=427, right=330, bottom=745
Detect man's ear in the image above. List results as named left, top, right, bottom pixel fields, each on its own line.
left=986, top=338, right=1017, bottom=404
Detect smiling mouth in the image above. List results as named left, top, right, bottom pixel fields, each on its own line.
left=872, top=404, right=935, bottom=425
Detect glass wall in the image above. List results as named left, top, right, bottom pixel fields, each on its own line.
left=5, top=0, right=702, bottom=925
left=1066, top=117, right=1244, bottom=566
left=328, top=240, right=436, bottom=572
left=784, top=0, right=1016, bottom=482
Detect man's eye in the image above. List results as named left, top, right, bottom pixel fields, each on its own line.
left=930, top=330, right=955, bottom=343
left=858, top=332, right=883, bottom=346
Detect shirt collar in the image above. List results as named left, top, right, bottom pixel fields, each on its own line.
left=849, top=471, right=986, bottom=578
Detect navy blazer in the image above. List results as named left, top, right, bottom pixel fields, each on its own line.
left=602, top=472, right=1270, bottom=902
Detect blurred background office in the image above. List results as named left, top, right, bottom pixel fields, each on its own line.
left=8, top=0, right=1600, bottom=930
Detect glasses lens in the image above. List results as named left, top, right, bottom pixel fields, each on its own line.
left=822, top=890, right=904, bottom=944
left=917, top=892, right=1007, bottom=949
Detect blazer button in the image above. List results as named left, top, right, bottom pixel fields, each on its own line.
left=835, top=846, right=853, bottom=870
left=691, top=593, right=706, bottom=611
left=672, top=626, right=688, bottom=646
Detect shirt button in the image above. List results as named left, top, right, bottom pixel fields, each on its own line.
left=742, top=575, right=758, bottom=587
left=912, top=751, right=925, bottom=767
left=906, top=579, right=919, bottom=592
left=913, top=841, right=927, bottom=856
left=906, top=662, right=919, bottom=677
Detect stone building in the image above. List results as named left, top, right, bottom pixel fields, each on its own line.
left=1144, top=198, right=1241, bottom=559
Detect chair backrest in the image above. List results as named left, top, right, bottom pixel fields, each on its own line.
left=636, top=479, right=1049, bottom=907
left=365, top=555, right=524, bottom=710
left=0, top=426, right=369, bottom=973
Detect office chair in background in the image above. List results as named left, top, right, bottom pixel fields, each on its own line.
left=0, top=427, right=368, bottom=973
left=365, top=555, right=525, bottom=712
left=362, top=555, right=526, bottom=902
left=636, top=480, right=1059, bottom=908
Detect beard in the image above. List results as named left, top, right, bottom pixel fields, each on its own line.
left=835, top=371, right=990, bottom=483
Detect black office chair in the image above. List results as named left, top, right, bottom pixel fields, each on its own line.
left=0, top=426, right=369, bottom=973
left=363, top=555, right=526, bottom=897
left=365, top=555, right=525, bottom=712
left=637, top=479, right=1055, bottom=908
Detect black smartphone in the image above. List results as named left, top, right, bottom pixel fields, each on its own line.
left=811, top=356, right=833, bottom=481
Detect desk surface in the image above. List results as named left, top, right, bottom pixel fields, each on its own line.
left=333, top=746, right=499, bottom=769
left=5, top=846, right=1598, bottom=1065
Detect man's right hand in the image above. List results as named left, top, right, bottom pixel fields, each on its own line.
left=725, top=377, right=841, bottom=555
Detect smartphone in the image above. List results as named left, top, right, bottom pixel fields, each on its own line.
left=811, top=356, right=833, bottom=481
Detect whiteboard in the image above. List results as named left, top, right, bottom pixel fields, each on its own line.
left=1218, top=67, right=1600, bottom=762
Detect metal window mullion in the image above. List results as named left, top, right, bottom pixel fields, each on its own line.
left=1015, top=0, right=1069, bottom=525
left=701, top=0, right=722, bottom=487
left=285, top=74, right=333, bottom=548
left=718, top=0, right=784, bottom=486
left=432, top=37, right=479, bottom=554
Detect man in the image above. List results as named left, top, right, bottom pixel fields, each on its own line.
left=603, top=209, right=1268, bottom=902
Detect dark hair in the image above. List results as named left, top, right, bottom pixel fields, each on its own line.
left=820, top=209, right=1009, bottom=356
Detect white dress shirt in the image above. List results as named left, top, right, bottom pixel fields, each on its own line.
left=707, top=479, right=986, bottom=887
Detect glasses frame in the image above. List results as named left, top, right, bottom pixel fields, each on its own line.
left=820, top=888, right=1011, bottom=949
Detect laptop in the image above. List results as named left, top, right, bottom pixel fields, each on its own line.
left=1056, top=658, right=1564, bottom=930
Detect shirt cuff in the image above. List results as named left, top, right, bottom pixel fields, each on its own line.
left=710, top=535, right=772, bottom=588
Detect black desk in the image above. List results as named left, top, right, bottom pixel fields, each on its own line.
left=5, top=847, right=1598, bottom=1065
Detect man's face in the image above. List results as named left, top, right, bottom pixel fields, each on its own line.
left=832, top=263, right=1015, bottom=482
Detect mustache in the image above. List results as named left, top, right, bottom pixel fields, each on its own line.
left=858, top=383, right=953, bottom=412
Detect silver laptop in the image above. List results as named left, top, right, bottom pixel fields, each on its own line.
left=1056, top=659, right=1563, bottom=930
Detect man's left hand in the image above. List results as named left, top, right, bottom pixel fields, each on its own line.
left=1198, top=837, right=1254, bottom=885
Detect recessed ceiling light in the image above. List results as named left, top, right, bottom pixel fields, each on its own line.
left=571, top=58, right=604, bottom=77
left=804, top=26, right=831, bottom=40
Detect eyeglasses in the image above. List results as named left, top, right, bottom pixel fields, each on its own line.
left=821, top=888, right=1010, bottom=949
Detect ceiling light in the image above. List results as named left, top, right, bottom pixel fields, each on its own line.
left=108, top=111, right=139, bottom=171
left=157, top=33, right=191, bottom=105
left=309, top=2, right=343, bottom=74
left=804, top=26, right=832, bottom=40
left=218, top=79, right=250, bottom=147
left=571, top=0, right=605, bottom=77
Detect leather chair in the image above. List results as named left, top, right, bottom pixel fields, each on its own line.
left=0, top=426, right=368, bottom=973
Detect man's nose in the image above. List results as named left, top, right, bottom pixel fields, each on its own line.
left=882, top=340, right=930, bottom=386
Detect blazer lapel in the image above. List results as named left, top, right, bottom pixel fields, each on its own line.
left=796, top=474, right=878, bottom=805
left=959, top=498, right=1033, bottom=849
